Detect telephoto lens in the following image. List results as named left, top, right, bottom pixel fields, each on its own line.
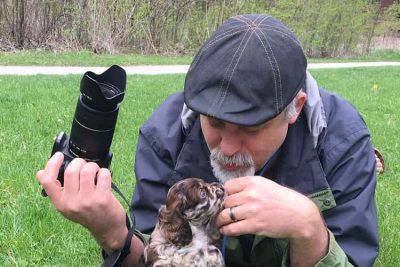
left=41, top=65, right=126, bottom=196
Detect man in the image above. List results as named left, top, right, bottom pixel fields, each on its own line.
left=37, top=14, right=378, bottom=266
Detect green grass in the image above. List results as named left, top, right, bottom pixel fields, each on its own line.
left=308, top=49, right=400, bottom=63
left=0, top=67, right=399, bottom=265
left=0, top=49, right=399, bottom=66
left=0, top=50, right=193, bottom=66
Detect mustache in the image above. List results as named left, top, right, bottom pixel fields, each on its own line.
left=210, top=148, right=254, bottom=167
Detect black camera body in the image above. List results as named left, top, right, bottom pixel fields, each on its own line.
left=42, top=65, right=126, bottom=196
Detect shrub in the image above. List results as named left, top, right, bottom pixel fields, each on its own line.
left=0, top=0, right=397, bottom=57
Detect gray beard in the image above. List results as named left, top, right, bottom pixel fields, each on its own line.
left=209, top=148, right=256, bottom=184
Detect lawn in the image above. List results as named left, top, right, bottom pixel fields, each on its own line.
left=0, top=67, right=399, bottom=265
left=0, top=50, right=193, bottom=66
left=0, top=49, right=399, bottom=66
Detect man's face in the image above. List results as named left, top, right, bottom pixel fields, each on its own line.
left=200, top=112, right=290, bottom=183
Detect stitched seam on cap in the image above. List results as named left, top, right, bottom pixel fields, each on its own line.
left=207, top=27, right=251, bottom=116
left=239, top=14, right=253, bottom=23
left=263, top=28, right=306, bottom=62
left=254, top=30, right=279, bottom=114
left=201, top=26, right=248, bottom=53
left=258, top=26, right=302, bottom=47
left=215, top=14, right=269, bottom=113
left=255, top=17, right=282, bottom=111
left=255, top=14, right=271, bottom=26
left=258, top=29, right=283, bottom=110
left=190, top=26, right=247, bottom=70
left=234, top=14, right=252, bottom=26
left=209, top=28, right=250, bottom=115
left=234, top=15, right=251, bottom=24
left=204, top=25, right=247, bottom=50
left=235, top=14, right=269, bottom=26
left=189, top=17, right=246, bottom=71
left=258, top=21, right=290, bottom=33
left=215, top=29, right=255, bottom=114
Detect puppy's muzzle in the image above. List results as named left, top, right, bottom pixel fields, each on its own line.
left=212, top=182, right=225, bottom=199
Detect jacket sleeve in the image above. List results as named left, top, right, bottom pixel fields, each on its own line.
left=281, top=125, right=378, bottom=267
left=130, top=129, right=174, bottom=234
left=313, top=230, right=353, bottom=267
left=130, top=92, right=185, bottom=234
left=281, top=229, right=352, bottom=267
left=319, top=124, right=379, bottom=266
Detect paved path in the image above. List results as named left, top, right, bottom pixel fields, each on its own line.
left=0, top=61, right=399, bottom=75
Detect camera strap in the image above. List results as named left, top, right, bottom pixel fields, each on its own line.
left=101, top=182, right=138, bottom=267
left=111, top=182, right=135, bottom=226
left=101, top=213, right=136, bottom=267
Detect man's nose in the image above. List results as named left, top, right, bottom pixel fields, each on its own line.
left=220, top=133, right=242, bottom=156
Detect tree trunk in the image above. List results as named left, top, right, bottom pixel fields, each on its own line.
left=365, top=4, right=383, bottom=54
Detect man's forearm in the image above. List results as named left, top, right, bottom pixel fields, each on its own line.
left=121, top=234, right=146, bottom=267
left=91, top=223, right=129, bottom=255
left=289, top=216, right=329, bottom=267
left=93, top=227, right=145, bottom=267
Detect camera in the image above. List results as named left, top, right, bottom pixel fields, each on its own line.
left=42, top=65, right=126, bottom=196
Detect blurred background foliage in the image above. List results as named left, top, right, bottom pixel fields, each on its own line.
left=0, top=0, right=399, bottom=57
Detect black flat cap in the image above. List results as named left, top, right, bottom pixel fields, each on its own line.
left=184, top=14, right=307, bottom=126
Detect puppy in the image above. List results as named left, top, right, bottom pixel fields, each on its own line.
left=143, top=178, right=226, bottom=267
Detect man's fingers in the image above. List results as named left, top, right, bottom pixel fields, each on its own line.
left=223, top=176, right=252, bottom=195
left=38, top=152, right=64, bottom=198
left=36, top=170, right=45, bottom=181
left=64, top=158, right=86, bottom=195
left=216, top=205, right=246, bottom=228
left=220, top=219, right=254, bottom=236
left=224, top=192, right=244, bottom=208
left=43, top=152, right=64, bottom=181
left=216, top=208, right=231, bottom=228
left=80, top=162, right=99, bottom=192
left=96, top=168, right=112, bottom=192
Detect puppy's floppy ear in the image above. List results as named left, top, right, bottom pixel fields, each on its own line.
left=158, top=190, right=192, bottom=246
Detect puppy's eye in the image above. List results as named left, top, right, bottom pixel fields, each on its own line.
left=200, top=189, right=207, bottom=198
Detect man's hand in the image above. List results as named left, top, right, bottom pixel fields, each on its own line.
left=216, top=176, right=329, bottom=266
left=36, top=152, right=128, bottom=253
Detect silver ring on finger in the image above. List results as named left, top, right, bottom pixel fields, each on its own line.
left=229, top=206, right=237, bottom=222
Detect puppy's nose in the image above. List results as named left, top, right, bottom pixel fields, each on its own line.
left=213, top=183, right=225, bottom=198
left=216, top=188, right=225, bottom=198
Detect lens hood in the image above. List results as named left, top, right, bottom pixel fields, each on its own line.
left=80, top=65, right=126, bottom=112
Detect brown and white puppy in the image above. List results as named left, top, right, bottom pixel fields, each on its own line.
left=143, top=178, right=226, bottom=267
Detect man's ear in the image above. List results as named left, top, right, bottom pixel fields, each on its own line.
left=288, top=91, right=307, bottom=124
